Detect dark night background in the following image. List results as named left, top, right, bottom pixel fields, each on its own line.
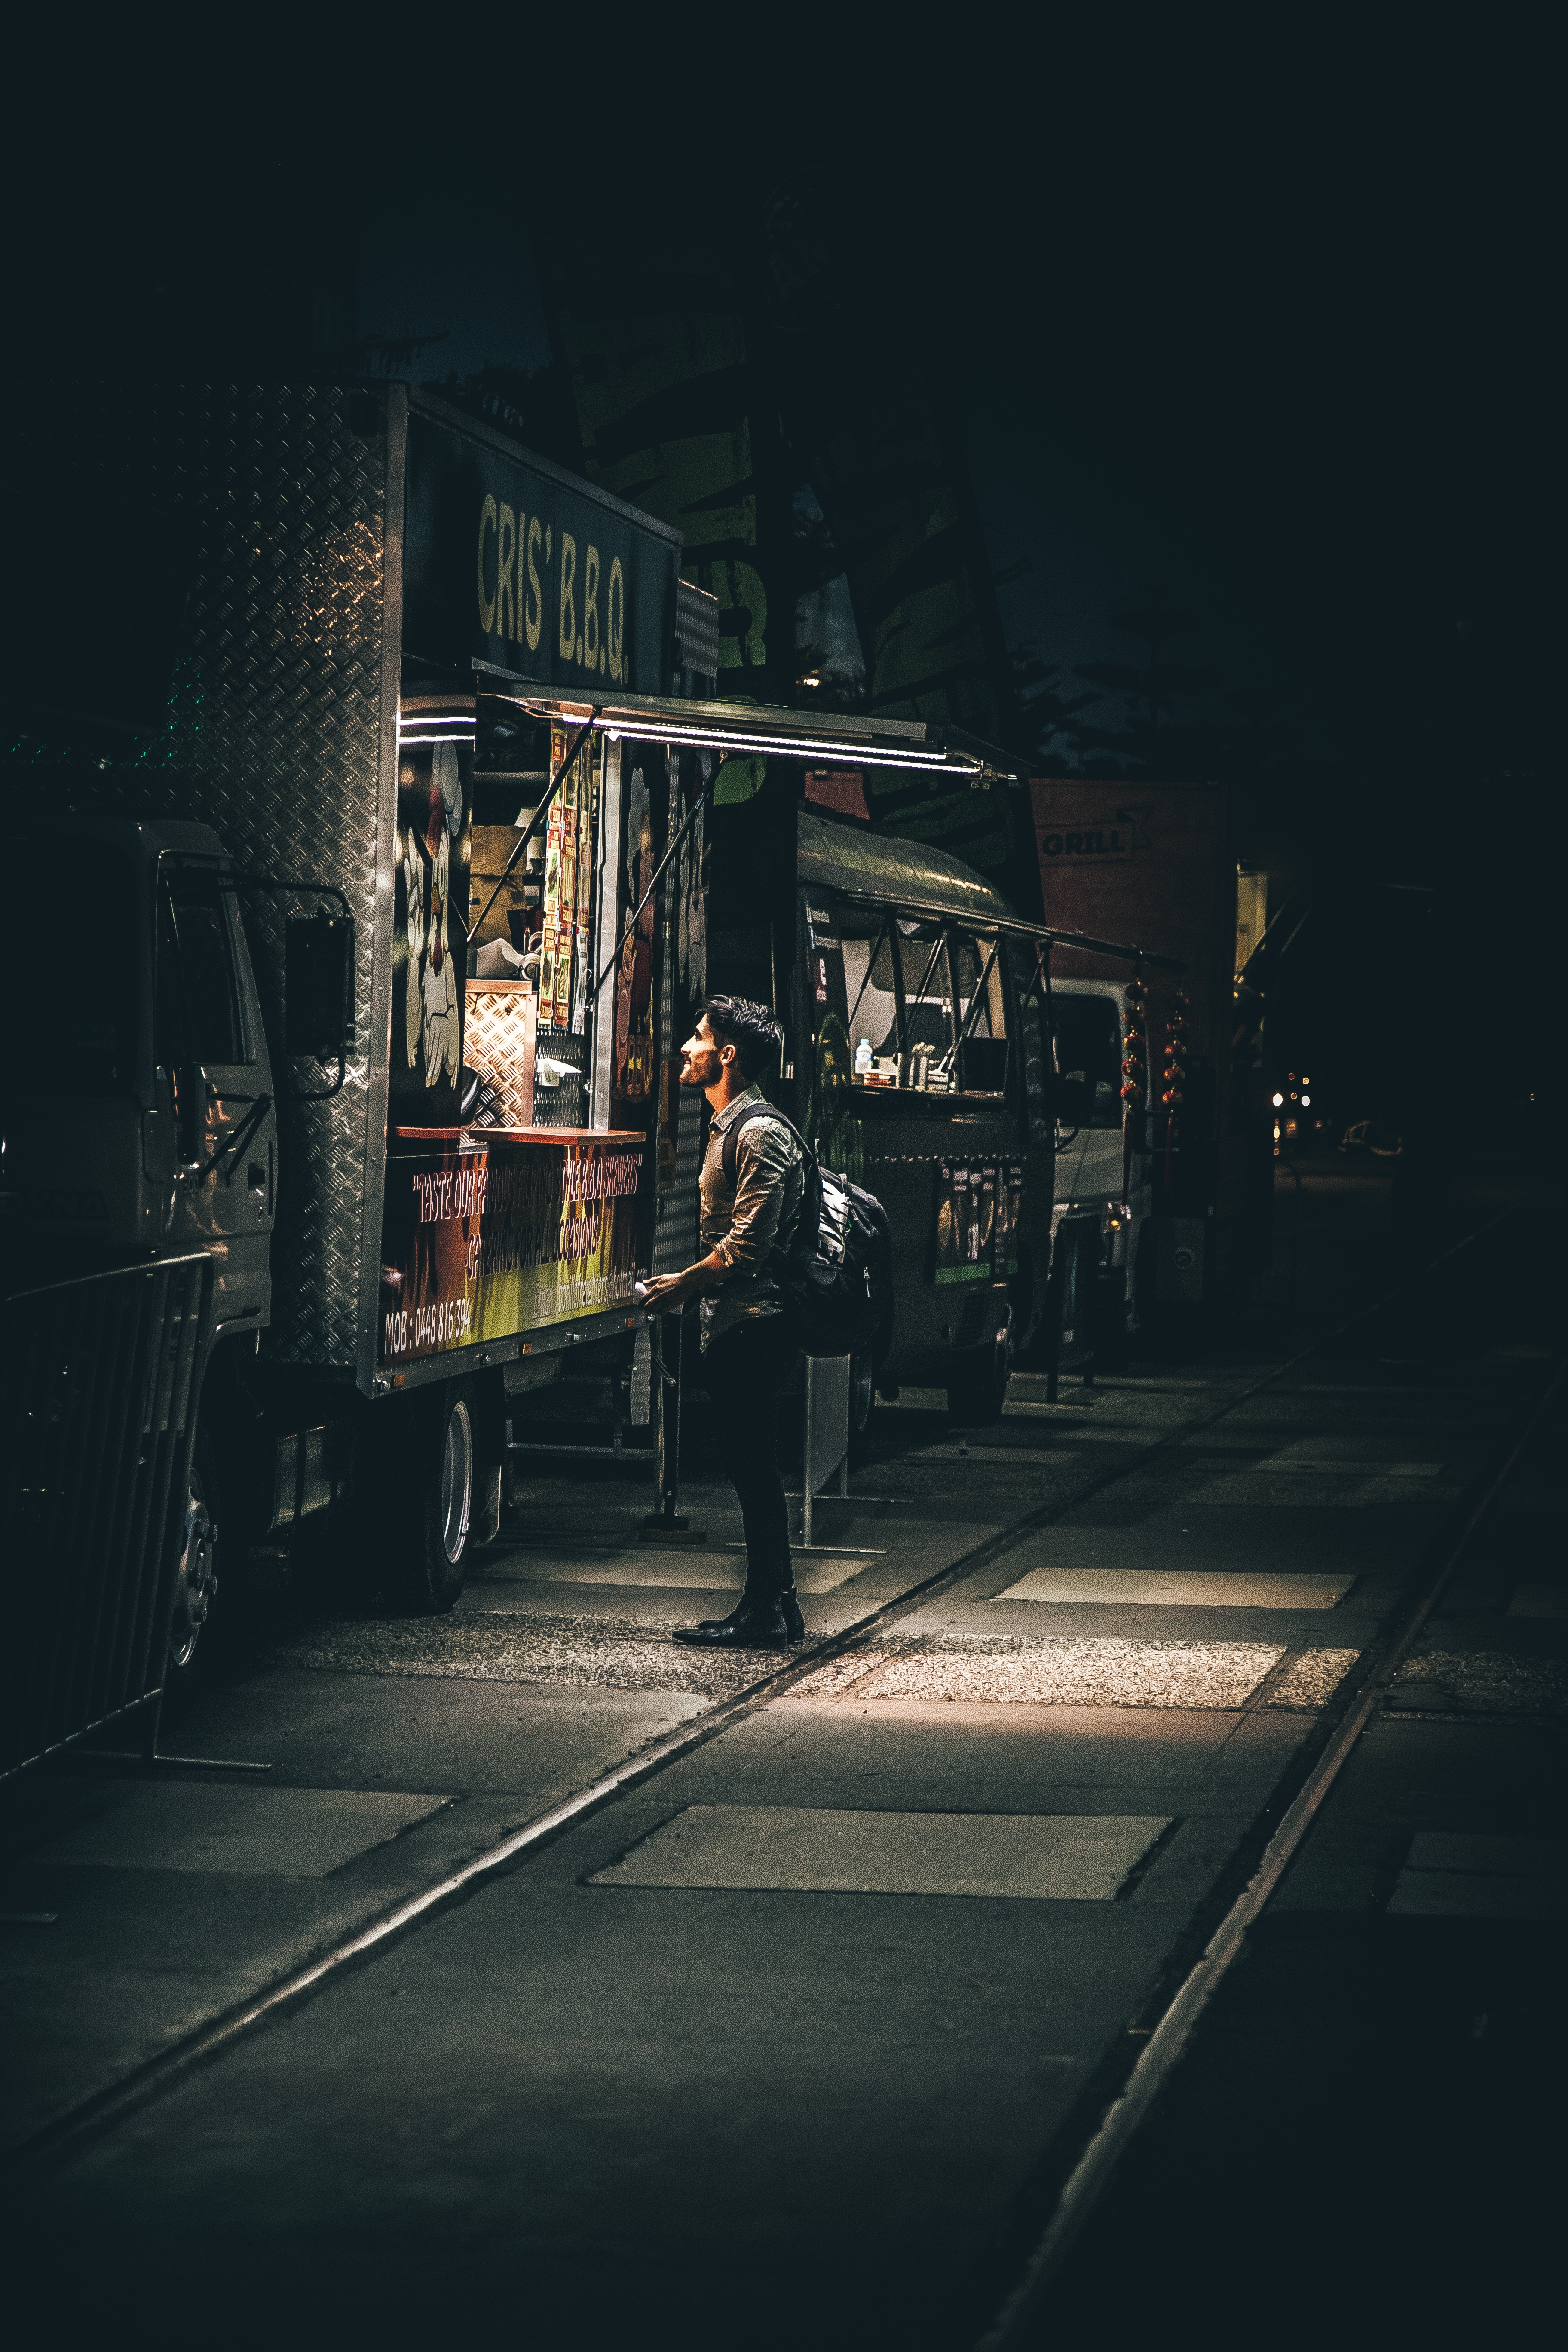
left=9, top=25, right=1557, bottom=1132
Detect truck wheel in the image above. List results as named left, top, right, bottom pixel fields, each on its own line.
left=947, top=1317, right=1013, bottom=1428
left=391, top=1380, right=476, bottom=1613
left=164, top=1435, right=219, bottom=1708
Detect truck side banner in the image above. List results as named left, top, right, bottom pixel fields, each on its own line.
left=403, top=410, right=680, bottom=695
left=379, top=1136, right=648, bottom=1368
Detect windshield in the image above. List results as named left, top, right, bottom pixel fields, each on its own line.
left=157, top=861, right=247, bottom=1067
left=43, top=847, right=142, bottom=1097
left=1052, top=991, right=1124, bottom=1129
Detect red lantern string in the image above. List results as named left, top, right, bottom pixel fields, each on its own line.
left=1162, top=988, right=1190, bottom=1186
left=1121, top=978, right=1147, bottom=1205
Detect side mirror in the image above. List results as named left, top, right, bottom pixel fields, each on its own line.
left=286, top=914, right=355, bottom=1058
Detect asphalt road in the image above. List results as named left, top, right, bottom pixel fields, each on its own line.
left=3, top=1166, right=1562, bottom=2347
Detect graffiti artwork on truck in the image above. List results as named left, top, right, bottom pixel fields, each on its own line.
left=379, top=1135, right=647, bottom=1366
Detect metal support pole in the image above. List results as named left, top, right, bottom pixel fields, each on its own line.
left=1046, top=1244, right=1063, bottom=1405
left=802, top=1357, right=814, bottom=1553
left=639, top=1311, right=702, bottom=1540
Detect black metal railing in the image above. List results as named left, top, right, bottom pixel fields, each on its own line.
left=1, top=1253, right=214, bottom=1781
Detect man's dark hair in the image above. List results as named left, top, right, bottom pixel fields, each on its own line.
left=700, top=995, right=782, bottom=1080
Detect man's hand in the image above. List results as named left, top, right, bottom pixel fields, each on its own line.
left=640, top=1249, right=728, bottom=1315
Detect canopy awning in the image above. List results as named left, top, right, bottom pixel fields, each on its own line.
left=471, top=684, right=1184, bottom=981
left=473, top=680, right=1028, bottom=787
left=828, top=887, right=1185, bottom=972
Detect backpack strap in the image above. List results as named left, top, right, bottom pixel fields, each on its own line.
left=719, top=1100, right=816, bottom=1185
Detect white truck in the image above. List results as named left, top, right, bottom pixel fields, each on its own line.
left=1031, top=779, right=1272, bottom=1362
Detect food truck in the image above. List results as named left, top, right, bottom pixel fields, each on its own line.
left=5, top=380, right=1109, bottom=1677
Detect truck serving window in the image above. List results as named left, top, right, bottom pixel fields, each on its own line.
left=838, top=916, right=1008, bottom=1096
left=1052, top=992, right=1124, bottom=1128
left=157, top=862, right=246, bottom=1068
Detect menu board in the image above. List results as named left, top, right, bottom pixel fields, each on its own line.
left=934, top=1158, right=1025, bottom=1284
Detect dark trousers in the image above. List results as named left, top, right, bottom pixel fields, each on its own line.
left=702, top=1317, right=796, bottom=1596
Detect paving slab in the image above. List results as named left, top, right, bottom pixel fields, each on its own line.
left=14, top=1827, right=1179, bottom=2311
left=590, top=1804, right=1172, bottom=1898
left=1387, top=1831, right=1568, bottom=1917
left=650, top=1695, right=1311, bottom=1819
left=133, top=1668, right=713, bottom=1798
left=1507, top=1583, right=1568, bottom=1619
left=1386, top=1647, right=1568, bottom=1716
left=1265, top=1648, right=1361, bottom=1707
left=487, top=1550, right=867, bottom=1592
left=1035, top=1503, right=1432, bottom=1577
left=789, top=1638, right=1284, bottom=1709
left=995, top=1566, right=1353, bottom=1608
left=34, top=1784, right=450, bottom=1877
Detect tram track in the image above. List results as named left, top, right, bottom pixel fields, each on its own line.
left=977, top=1346, right=1565, bottom=2349
left=3, top=1208, right=1521, bottom=2204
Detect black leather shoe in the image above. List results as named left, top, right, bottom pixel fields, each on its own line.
left=675, top=1593, right=790, bottom=1648
left=695, top=1587, right=805, bottom=1639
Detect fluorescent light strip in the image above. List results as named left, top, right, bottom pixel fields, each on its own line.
left=599, top=719, right=977, bottom=774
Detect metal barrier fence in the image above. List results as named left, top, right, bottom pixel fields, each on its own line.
left=1, top=1252, right=214, bottom=1781
left=797, top=1354, right=850, bottom=1549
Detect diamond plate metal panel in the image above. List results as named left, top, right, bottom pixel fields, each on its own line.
left=45, top=382, right=393, bottom=1372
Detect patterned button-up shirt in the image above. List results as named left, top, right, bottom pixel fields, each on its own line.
left=699, top=1082, right=806, bottom=1349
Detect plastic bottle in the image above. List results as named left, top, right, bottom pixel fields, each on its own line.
left=854, top=1037, right=873, bottom=1076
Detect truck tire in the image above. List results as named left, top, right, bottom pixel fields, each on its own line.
left=947, top=1316, right=1013, bottom=1428
left=389, top=1379, right=476, bottom=1613
left=163, top=1433, right=220, bottom=1709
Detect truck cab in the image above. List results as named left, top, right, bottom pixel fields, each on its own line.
left=1047, top=975, right=1151, bottom=1357
left=1, top=817, right=276, bottom=1334
left=1, top=815, right=281, bottom=1687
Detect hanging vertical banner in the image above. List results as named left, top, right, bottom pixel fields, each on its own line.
left=614, top=753, right=657, bottom=1104
left=541, top=725, right=600, bottom=1040
left=391, top=703, right=473, bottom=1130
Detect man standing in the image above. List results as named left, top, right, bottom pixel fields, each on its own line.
left=642, top=996, right=806, bottom=1648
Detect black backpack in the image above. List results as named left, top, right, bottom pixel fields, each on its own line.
left=721, top=1104, right=893, bottom=1360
